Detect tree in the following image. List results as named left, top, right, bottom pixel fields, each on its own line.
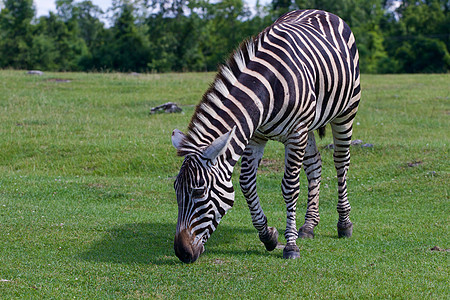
left=53, top=0, right=107, bottom=71
left=108, top=1, right=151, bottom=72
left=396, top=37, right=450, bottom=73
left=197, top=0, right=252, bottom=70
left=383, top=0, right=450, bottom=73
left=76, top=1, right=105, bottom=49
left=0, top=0, right=448, bottom=73
left=32, top=12, right=88, bottom=71
left=0, top=0, right=35, bottom=69
left=272, top=0, right=293, bottom=18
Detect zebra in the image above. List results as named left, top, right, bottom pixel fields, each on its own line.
left=171, top=9, right=361, bottom=263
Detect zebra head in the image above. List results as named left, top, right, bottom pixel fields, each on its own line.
left=171, top=127, right=236, bottom=263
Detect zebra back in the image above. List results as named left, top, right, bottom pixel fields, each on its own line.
left=176, top=10, right=360, bottom=163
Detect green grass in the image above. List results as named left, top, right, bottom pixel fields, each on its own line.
left=0, top=70, right=449, bottom=298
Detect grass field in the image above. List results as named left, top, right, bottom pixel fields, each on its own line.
left=0, top=70, right=449, bottom=298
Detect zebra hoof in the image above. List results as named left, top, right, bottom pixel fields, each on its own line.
left=337, top=222, right=353, bottom=238
left=259, top=227, right=279, bottom=252
left=283, top=244, right=300, bottom=259
left=298, top=226, right=314, bottom=239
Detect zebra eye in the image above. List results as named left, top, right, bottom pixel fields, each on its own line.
left=191, top=188, right=206, bottom=199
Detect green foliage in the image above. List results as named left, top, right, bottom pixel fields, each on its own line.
left=0, top=0, right=35, bottom=69
left=146, top=13, right=206, bottom=72
left=381, top=0, right=450, bottom=73
left=0, top=71, right=448, bottom=298
left=357, top=24, right=390, bottom=73
left=109, top=2, right=151, bottom=72
left=0, top=0, right=449, bottom=73
left=34, top=12, right=88, bottom=71
left=395, top=36, right=450, bottom=73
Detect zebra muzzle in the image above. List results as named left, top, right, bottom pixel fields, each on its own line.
left=174, top=229, right=205, bottom=263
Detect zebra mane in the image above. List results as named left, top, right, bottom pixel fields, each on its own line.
left=176, top=33, right=265, bottom=157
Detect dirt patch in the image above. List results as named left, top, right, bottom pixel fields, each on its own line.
left=258, top=158, right=284, bottom=173
left=16, top=120, right=47, bottom=126
left=47, top=78, right=72, bottom=83
left=213, top=259, right=227, bottom=264
left=87, top=183, right=107, bottom=189
left=430, top=246, right=449, bottom=252
left=407, top=161, right=423, bottom=167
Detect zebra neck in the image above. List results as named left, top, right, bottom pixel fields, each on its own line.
left=188, top=89, right=260, bottom=168
left=184, top=37, right=271, bottom=168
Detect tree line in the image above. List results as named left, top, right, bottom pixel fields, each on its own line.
left=0, top=0, right=449, bottom=73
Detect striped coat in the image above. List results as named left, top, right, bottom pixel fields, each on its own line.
left=172, top=10, right=361, bottom=263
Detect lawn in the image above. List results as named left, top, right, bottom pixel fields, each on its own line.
left=0, top=70, right=448, bottom=298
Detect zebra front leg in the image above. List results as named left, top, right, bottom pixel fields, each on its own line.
left=298, top=132, right=322, bottom=239
left=240, top=138, right=279, bottom=251
left=282, top=130, right=308, bottom=259
left=331, top=116, right=356, bottom=238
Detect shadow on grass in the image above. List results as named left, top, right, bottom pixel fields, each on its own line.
left=80, top=222, right=176, bottom=265
left=203, top=226, right=269, bottom=258
left=80, top=222, right=260, bottom=265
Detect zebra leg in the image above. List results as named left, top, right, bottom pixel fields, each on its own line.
left=282, top=129, right=308, bottom=259
left=331, top=113, right=357, bottom=238
left=298, top=132, right=321, bottom=239
left=239, top=137, right=279, bottom=251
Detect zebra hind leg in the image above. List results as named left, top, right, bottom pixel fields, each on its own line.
left=331, top=114, right=357, bottom=238
left=239, top=137, right=279, bottom=251
left=298, top=132, right=322, bottom=239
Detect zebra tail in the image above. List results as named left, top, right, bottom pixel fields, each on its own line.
left=318, top=126, right=326, bottom=139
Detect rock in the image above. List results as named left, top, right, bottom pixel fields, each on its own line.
left=362, top=143, right=374, bottom=148
left=150, top=102, right=182, bottom=114
left=27, top=70, right=43, bottom=75
left=323, top=140, right=373, bottom=149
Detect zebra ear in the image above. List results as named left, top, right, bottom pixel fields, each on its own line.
left=172, top=129, right=186, bottom=150
left=203, top=126, right=236, bottom=164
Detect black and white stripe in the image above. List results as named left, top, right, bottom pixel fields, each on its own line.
left=172, top=9, right=361, bottom=262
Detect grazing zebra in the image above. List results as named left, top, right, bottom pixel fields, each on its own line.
left=172, top=9, right=361, bottom=263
